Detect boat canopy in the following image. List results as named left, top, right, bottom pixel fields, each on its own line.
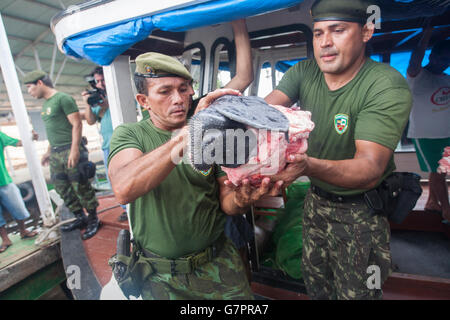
left=54, top=0, right=302, bottom=66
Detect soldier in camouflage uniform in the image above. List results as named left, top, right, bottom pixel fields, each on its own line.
left=107, top=53, right=283, bottom=300
left=24, top=70, right=100, bottom=240
left=265, top=0, right=412, bottom=299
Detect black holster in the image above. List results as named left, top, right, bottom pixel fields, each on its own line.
left=364, top=172, right=422, bottom=224
left=108, top=233, right=153, bottom=299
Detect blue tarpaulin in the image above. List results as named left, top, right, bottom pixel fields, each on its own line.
left=62, top=0, right=303, bottom=66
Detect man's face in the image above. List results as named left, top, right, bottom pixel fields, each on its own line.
left=313, top=21, right=369, bottom=75
left=26, top=82, right=44, bottom=99
left=94, top=73, right=106, bottom=90
left=141, top=77, right=194, bottom=131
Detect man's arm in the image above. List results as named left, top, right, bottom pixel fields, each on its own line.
left=81, top=91, right=104, bottom=125
left=67, top=112, right=82, bottom=168
left=407, top=20, right=433, bottom=78
left=41, top=145, right=51, bottom=166
left=109, top=88, right=241, bottom=204
left=264, top=90, right=293, bottom=107
left=223, top=19, right=254, bottom=92
left=273, top=140, right=393, bottom=190
left=15, top=130, right=38, bottom=147
left=108, top=128, right=187, bottom=204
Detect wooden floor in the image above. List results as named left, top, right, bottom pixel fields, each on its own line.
left=82, top=194, right=128, bottom=287
left=0, top=233, right=62, bottom=298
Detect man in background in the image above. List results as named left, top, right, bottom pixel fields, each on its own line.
left=82, top=66, right=128, bottom=222
left=407, top=25, right=449, bottom=222
left=24, top=70, right=100, bottom=240
left=0, top=131, right=38, bottom=253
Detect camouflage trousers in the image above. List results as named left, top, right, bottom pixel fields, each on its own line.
left=50, top=148, right=98, bottom=213
left=140, top=238, right=254, bottom=300
left=302, top=190, right=391, bottom=300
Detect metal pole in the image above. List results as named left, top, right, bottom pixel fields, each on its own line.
left=103, top=55, right=137, bottom=129
left=50, top=41, right=58, bottom=81
left=54, top=56, right=67, bottom=86
left=0, top=14, right=55, bottom=227
left=32, top=46, right=42, bottom=70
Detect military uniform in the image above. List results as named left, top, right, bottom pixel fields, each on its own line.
left=275, top=0, right=413, bottom=299
left=108, top=53, right=253, bottom=300
left=24, top=70, right=99, bottom=240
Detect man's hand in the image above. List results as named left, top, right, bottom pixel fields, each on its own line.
left=31, top=130, right=38, bottom=141
left=41, top=152, right=50, bottom=166
left=81, top=90, right=90, bottom=105
left=224, top=177, right=284, bottom=209
left=195, top=88, right=241, bottom=114
left=68, top=148, right=80, bottom=169
left=270, top=153, right=309, bottom=188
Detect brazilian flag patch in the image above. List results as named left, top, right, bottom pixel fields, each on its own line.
left=334, top=114, right=349, bottom=135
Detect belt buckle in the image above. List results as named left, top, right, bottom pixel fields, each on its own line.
left=170, top=260, right=177, bottom=275
left=185, top=256, right=193, bottom=274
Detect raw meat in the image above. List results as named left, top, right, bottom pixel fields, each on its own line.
left=222, top=105, right=314, bottom=186
left=188, top=96, right=289, bottom=172
left=437, top=146, right=450, bottom=174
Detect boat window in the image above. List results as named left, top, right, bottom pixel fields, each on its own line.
left=209, top=37, right=234, bottom=92
left=247, top=24, right=312, bottom=98
left=183, top=42, right=206, bottom=99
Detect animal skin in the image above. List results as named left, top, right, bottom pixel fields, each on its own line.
left=188, top=95, right=314, bottom=186
left=221, top=105, right=314, bottom=186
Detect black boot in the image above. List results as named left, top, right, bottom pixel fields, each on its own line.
left=82, top=209, right=101, bottom=240
left=61, top=210, right=87, bottom=232
left=117, top=211, right=128, bottom=222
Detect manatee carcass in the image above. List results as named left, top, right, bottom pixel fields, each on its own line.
left=188, top=95, right=314, bottom=186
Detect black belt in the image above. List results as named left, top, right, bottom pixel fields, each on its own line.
left=51, top=144, right=72, bottom=153
left=311, top=185, right=365, bottom=203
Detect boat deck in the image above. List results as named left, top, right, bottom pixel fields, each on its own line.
left=82, top=195, right=128, bottom=287
left=0, top=233, right=64, bottom=299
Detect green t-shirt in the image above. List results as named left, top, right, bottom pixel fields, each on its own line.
left=276, top=58, right=412, bottom=195
left=108, top=119, right=227, bottom=259
left=0, top=132, right=19, bottom=186
left=41, top=92, right=79, bottom=147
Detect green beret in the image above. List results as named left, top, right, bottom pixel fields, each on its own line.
left=23, top=70, right=47, bottom=84
left=311, top=0, right=372, bottom=24
left=135, top=52, right=192, bottom=81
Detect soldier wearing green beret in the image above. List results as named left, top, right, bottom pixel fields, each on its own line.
left=107, top=48, right=283, bottom=299
left=266, top=0, right=413, bottom=299
left=24, top=70, right=100, bottom=240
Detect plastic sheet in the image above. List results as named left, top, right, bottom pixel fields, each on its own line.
left=262, top=181, right=310, bottom=279
left=61, top=0, right=302, bottom=65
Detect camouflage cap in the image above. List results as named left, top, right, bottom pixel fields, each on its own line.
left=134, top=52, right=192, bottom=81
left=311, top=0, right=372, bottom=24
left=23, top=70, right=47, bottom=84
